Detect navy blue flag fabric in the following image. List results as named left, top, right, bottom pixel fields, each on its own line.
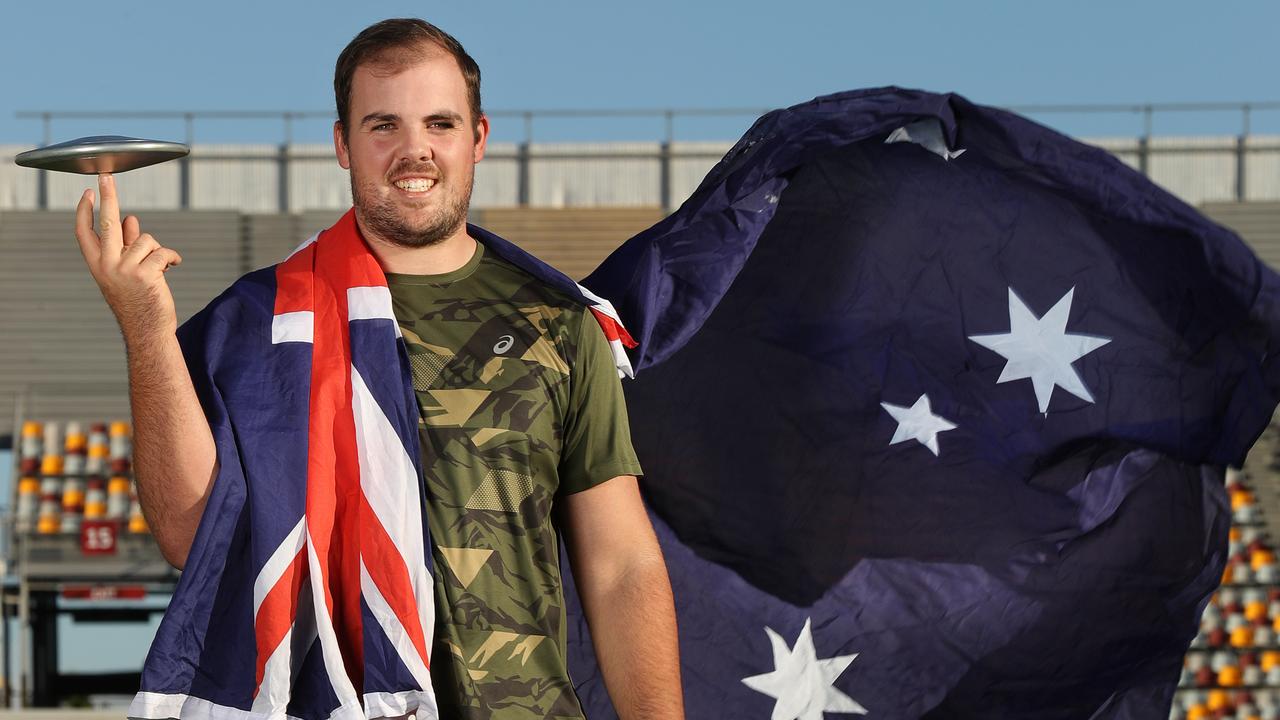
left=567, top=87, right=1280, bottom=718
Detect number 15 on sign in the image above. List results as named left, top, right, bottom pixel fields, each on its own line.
left=80, top=520, right=118, bottom=556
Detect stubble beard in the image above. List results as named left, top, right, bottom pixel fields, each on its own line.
left=349, top=163, right=473, bottom=249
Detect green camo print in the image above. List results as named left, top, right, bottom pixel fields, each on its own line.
left=389, top=245, right=640, bottom=719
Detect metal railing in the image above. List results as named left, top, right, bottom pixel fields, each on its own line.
left=1010, top=101, right=1280, bottom=193
left=15, top=102, right=1280, bottom=211
left=14, top=108, right=766, bottom=211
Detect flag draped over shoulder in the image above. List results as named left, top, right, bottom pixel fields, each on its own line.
left=569, top=88, right=1280, bottom=719
left=127, top=210, right=632, bottom=720
left=129, top=210, right=438, bottom=720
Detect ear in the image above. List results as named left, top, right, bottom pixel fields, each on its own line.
left=333, top=121, right=351, bottom=169
left=472, top=114, right=490, bottom=163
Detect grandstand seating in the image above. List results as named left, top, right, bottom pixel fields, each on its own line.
left=471, top=207, right=666, bottom=281
left=15, top=419, right=143, bottom=537
left=1202, top=203, right=1280, bottom=271
left=1173, top=416, right=1280, bottom=720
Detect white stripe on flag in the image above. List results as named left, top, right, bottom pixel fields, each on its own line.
left=575, top=283, right=635, bottom=378
left=608, top=337, right=635, bottom=379
left=363, top=690, right=439, bottom=720
left=251, top=579, right=318, bottom=714
left=129, top=691, right=433, bottom=720
left=131, top=690, right=299, bottom=720
left=285, top=232, right=319, bottom=261
left=272, top=311, right=314, bottom=344
left=304, top=530, right=361, bottom=710
left=253, top=516, right=307, bottom=617
left=347, top=286, right=394, bottom=321
left=360, top=559, right=433, bottom=692
left=575, top=282, right=623, bottom=323
left=348, top=286, right=402, bottom=338
left=349, top=366, right=435, bottom=649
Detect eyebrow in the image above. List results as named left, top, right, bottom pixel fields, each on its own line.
left=359, top=111, right=466, bottom=127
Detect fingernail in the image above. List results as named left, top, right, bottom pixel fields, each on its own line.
left=99, top=173, right=111, bottom=184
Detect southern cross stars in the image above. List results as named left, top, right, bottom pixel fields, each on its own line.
left=968, top=287, right=1110, bottom=414
left=880, top=394, right=955, bottom=456
left=742, top=618, right=868, bottom=720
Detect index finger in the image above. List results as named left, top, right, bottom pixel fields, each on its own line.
left=96, top=173, right=122, bottom=252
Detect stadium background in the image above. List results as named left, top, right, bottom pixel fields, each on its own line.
left=1, top=0, right=1278, bottom=715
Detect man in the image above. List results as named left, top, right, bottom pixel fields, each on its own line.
left=74, top=17, right=683, bottom=720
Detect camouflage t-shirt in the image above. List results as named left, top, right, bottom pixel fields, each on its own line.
left=387, top=240, right=643, bottom=720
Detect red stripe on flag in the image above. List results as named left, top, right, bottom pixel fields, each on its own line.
left=306, top=215, right=366, bottom=690
left=302, top=210, right=402, bottom=691
left=589, top=307, right=638, bottom=348
left=275, top=243, right=316, bottom=316
left=360, top=493, right=431, bottom=667
left=252, top=548, right=309, bottom=697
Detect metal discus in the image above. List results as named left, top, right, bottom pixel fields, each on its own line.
left=14, top=135, right=189, bottom=174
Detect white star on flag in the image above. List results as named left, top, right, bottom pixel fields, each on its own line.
left=742, top=618, right=868, bottom=720
left=880, top=394, right=956, bottom=456
left=968, top=287, right=1111, bottom=414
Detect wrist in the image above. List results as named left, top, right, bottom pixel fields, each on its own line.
left=121, top=321, right=177, bottom=349
left=103, top=285, right=177, bottom=346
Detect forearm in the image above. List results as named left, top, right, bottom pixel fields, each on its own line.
left=580, top=553, right=685, bottom=719
left=124, top=329, right=216, bottom=569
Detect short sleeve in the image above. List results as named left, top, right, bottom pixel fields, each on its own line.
left=557, top=309, right=644, bottom=496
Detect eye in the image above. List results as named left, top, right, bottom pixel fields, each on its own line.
left=371, top=122, right=394, bottom=131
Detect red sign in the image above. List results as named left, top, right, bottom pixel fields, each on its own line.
left=80, top=520, right=119, bottom=556
left=62, top=585, right=146, bottom=600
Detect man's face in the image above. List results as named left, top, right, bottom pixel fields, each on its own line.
left=334, top=50, right=488, bottom=248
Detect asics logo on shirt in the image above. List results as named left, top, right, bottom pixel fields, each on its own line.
left=493, top=335, right=515, bottom=354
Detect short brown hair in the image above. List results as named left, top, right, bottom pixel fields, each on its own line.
left=334, top=18, right=483, bottom=139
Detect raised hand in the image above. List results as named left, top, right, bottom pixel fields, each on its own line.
left=72, top=172, right=214, bottom=570
left=74, top=172, right=183, bottom=344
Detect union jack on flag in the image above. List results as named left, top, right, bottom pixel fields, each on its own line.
left=128, top=210, right=630, bottom=720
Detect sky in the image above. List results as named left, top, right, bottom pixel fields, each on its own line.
left=2, top=0, right=1279, bottom=693
left=2, top=0, right=1279, bottom=150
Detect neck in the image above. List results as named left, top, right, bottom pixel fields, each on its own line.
left=357, top=219, right=477, bottom=275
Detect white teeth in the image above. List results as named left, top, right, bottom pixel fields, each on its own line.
left=394, top=178, right=435, bottom=191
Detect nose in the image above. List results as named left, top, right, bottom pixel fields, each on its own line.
left=402, top=124, right=434, bottom=163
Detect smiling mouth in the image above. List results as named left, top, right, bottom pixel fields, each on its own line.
left=393, top=178, right=437, bottom=193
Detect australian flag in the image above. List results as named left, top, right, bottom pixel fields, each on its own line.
left=568, top=88, right=1280, bottom=718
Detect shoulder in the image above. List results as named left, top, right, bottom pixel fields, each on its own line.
left=189, top=266, right=278, bottom=324
left=469, top=222, right=593, bottom=312
left=177, top=266, right=279, bottom=349
left=480, top=250, right=591, bottom=316
left=481, top=253, right=597, bottom=348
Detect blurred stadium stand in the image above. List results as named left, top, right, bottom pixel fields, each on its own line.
left=1175, top=453, right=1280, bottom=719
left=1202, top=202, right=1280, bottom=269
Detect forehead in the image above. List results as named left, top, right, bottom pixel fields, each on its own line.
left=349, top=50, right=469, bottom=115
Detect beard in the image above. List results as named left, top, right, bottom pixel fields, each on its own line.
left=349, top=160, right=473, bottom=249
